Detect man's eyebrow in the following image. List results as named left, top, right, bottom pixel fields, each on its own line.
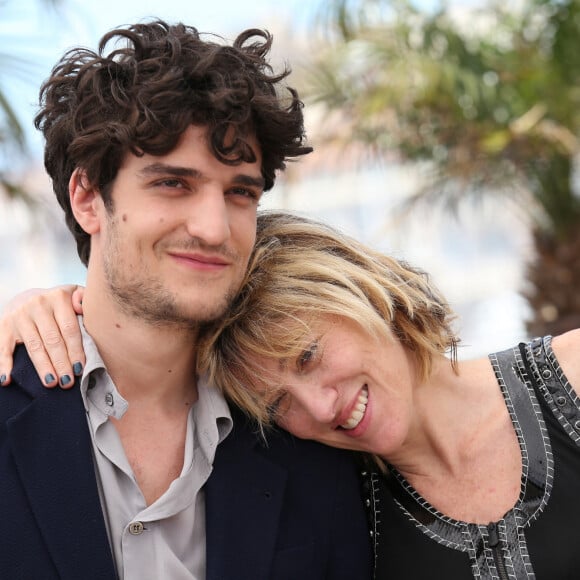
left=138, top=163, right=266, bottom=190
left=138, top=163, right=202, bottom=178
left=234, top=174, right=266, bottom=190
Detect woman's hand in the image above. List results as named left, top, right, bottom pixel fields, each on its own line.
left=0, top=285, right=85, bottom=388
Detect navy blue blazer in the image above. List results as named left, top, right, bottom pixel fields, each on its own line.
left=0, top=346, right=372, bottom=579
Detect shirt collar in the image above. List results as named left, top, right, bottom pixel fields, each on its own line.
left=193, top=372, right=232, bottom=463
left=78, top=317, right=127, bottom=421
left=77, top=315, right=232, bottom=451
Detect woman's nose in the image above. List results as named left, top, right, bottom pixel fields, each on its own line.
left=294, top=385, right=338, bottom=424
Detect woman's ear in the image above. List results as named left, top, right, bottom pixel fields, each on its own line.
left=69, top=168, right=102, bottom=234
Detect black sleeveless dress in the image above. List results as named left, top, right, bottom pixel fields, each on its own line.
left=360, top=336, right=580, bottom=579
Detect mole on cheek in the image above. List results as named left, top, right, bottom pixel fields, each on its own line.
left=122, top=214, right=128, bottom=222
left=115, top=323, right=121, bottom=329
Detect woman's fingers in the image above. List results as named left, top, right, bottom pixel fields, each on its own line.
left=0, top=285, right=84, bottom=388
left=27, top=286, right=84, bottom=388
left=0, top=288, right=50, bottom=387
left=14, top=302, right=61, bottom=388
left=72, top=286, right=85, bottom=314
left=52, top=288, right=86, bottom=384
left=0, top=310, right=18, bottom=386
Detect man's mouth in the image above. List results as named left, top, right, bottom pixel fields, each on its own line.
left=168, top=251, right=230, bottom=270
left=340, top=385, right=368, bottom=430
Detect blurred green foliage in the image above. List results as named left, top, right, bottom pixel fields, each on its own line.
left=310, top=0, right=580, bottom=335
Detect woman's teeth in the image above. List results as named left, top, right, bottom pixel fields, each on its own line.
left=341, top=385, right=368, bottom=430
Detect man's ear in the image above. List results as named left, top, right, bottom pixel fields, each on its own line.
left=69, top=168, right=103, bottom=234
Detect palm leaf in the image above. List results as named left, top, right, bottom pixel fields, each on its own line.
left=311, top=0, right=580, bottom=334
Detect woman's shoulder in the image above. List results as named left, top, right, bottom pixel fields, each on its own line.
left=550, top=329, right=580, bottom=394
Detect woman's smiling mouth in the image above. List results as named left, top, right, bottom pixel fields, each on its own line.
left=340, top=385, right=369, bottom=430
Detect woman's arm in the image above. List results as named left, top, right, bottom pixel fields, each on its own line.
left=0, top=285, right=85, bottom=388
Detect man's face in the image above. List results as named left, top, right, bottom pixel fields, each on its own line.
left=95, top=125, right=264, bottom=328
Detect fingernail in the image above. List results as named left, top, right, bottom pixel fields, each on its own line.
left=44, top=373, right=55, bottom=384
left=60, top=375, right=72, bottom=387
left=0, top=374, right=6, bottom=386
left=73, top=362, right=83, bottom=376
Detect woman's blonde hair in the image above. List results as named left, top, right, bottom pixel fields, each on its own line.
left=200, top=211, right=458, bottom=426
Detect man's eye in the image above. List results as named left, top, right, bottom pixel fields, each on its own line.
left=155, top=178, right=185, bottom=189
left=230, top=187, right=261, bottom=200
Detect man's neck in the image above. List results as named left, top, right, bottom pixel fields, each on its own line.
left=80, top=283, right=202, bottom=505
left=81, top=289, right=199, bottom=409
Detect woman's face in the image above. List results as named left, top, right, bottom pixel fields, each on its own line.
left=254, top=315, right=419, bottom=460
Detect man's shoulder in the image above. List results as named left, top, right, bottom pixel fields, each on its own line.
left=0, top=346, right=44, bottom=420
left=6, top=345, right=45, bottom=395
left=223, top=403, right=357, bottom=468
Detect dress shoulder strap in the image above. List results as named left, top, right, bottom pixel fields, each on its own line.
left=519, top=336, right=580, bottom=445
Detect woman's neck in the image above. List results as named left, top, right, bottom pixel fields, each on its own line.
left=387, top=356, right=509, bottom=479
left=384, top=355, right=523, bottom=523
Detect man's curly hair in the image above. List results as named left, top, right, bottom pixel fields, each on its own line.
left=35, top=19, right=312, bottom=265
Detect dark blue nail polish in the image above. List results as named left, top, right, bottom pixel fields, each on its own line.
left=60, top=375, right=72, bottom=387
left=44, top=373, right=55, bottom=384
left=0, top=374, right=6, bottom=386
left=73, top=362, right=83, bottom=376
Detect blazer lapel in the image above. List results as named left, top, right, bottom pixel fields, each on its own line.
left=205, top=414, right=288, bottom=580
left=8, top=384, right=116, bottom=580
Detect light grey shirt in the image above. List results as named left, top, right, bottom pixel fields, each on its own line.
left=78, top=319, right=232, bottom=579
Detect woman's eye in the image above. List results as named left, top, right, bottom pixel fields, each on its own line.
left=298, top=341, right=318, bottom=370
left=268, top=391, right=290, bottom=419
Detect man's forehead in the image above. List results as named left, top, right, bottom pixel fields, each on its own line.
left=187, top=123, right=263, bottom=161
left=118, top=124, right=263, bottom=175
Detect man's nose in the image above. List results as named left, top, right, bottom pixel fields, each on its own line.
left=185, top=188, right=230, bottom=246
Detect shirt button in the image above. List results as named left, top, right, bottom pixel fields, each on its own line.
left=128, top=521, right=145, bottom=535
left=105, top=393, right=114, bottom=406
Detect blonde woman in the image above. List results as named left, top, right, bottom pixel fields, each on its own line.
left=2, top=211, right=580, bottom=579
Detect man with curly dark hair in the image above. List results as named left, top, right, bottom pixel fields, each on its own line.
left=0, top=20, right=372, bottom=579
